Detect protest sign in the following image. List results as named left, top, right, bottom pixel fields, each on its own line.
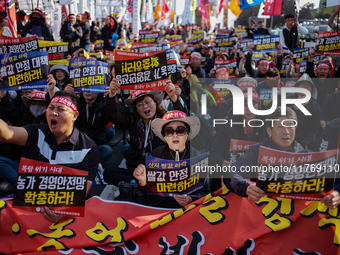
left=211, top=79, right=233, bottom=101
left=251, top=51, right=267, bottom=61
left=315, top=31, right=340, bottom=55
left=186, top=44, right=195, bottom=55
left=13, top=158, right=88, bottom=217
left=214, top=59, right=237, bottom=78
left=69, top=58, right=109, bottom=92
left=280, top=60, right=291, bottom=76
left=105, top=50, right=115, bottom=60
left=145, top=152, right=209, bottom=196
left=239, top=38, right=253, bottom=51
left=115, top=50, right=169, bottom=90
left=139, top=30, right=159, bottom=43
left=215, top=35, right=237, bottom=47
left=0, top=51, right=49, bottom=90
left=215, top=46, right=233, bottom=55
left=38, top=40, right=69, bottom=65
left=131, top=43, right=169, bottom=53
left=253, top=35, right=280, bottom=53
left=257, top=147, right=338, bottom=200
left=180, top=55, right=190, bottom=68
left=170, top=42, right=181, bottom=52
left=235, top=29, right=247, bottom=39
left=0, top=35, right=39, bottom=54
left=229, top=139, right=261, bottom=164
left=293, top=48, right=309, bottom=63
left=96, top=40, right=104, bottom=51
left=186, top=33, right=204, bottom=45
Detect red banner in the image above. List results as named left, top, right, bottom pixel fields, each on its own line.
left=1, top=186, right=340, bottom=254
left=264, top=0, right=282, bottom=16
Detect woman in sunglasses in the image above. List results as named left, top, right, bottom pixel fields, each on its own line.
left=133, top=111, right=207, bottom=208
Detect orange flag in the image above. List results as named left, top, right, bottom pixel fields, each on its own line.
left=154, top=0, right=161, bottom=20
left=228, top=0, right=242, bottom=17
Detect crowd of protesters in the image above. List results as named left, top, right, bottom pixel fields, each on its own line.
left=0, top=6, right=340, bottom=223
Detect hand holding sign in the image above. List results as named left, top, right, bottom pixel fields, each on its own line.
left=42, top=207, right=67, bottom=223
left=133, top=164, right=147, bottom=186
left=107, top=78, right=120, bottom=98
left=174, top=195, right=192, bottom=206
left=165, top=80, right=177, bottom=102
left=321, top=191, right=340, bottom=209
left=246, top=183, right=266, bottom=202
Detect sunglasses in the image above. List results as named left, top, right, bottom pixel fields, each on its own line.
left=163, top=126, right=188, bottom=137
left=30, top=100, right=46, bottom=106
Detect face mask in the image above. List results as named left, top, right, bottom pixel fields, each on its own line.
left=32, top=17, right=42, bottom=26
left=30, top=104, right=46, bottom=117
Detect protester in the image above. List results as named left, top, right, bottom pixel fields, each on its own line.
left=0, top=90, right=100, bottom=222
left=187, top=52, right=205, bottom=78
left=133, top=111, right=208, bottom=208
left=60, top=14, right=83, bottom=54
left=280, top=14, right=308, bottom=53
left=101, top=15, right=121, bottom=51
left=328, top=5, right=340, bottom=31
left=80, top=12, right=92, bottom=52
left=0, top=11, right=12, bottom=37
left=246, top=20, right=256, bottom=39
left=16, top=10, right=26, bottom=36
left=50, top=65, right=70, bottom=91
left=90, top=21, right=101, bottom=44
left=223, top=107, right=340, bottom=209
left=21, top=8, right=54, bottom=41
left=254, top=21, right=270, bottom=35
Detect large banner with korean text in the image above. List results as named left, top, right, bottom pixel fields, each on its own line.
left=13, top=158, right=88, bottom=217
left=0, top=35, right=39, bottom=54
left=0, top=51, right=49, bottom=90
left=257, top=147, right=338, bottom=200
left=115, top=50, right=169, bottom=90
left=1, top=186, right=340, bottom=254
left=145, top=152, right=209, bottom=196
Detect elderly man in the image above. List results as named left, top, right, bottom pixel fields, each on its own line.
left=0, top=90, right=100, bottom=222
left=222, top=107, right=340, bottom=209
left=186, top=52, right=205, bottom=78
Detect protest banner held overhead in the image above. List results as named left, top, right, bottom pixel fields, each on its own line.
left=253, top=35, right=280, bottom=53
left=316, top=31, right=340, bottom=55
left=145, top=152, right=209, bottom=196
left=115, top=50, right=169, bottom=91
left=13, top=158, right=88, bottom=217
left=0, top=51, right=49, bottom=90
left=214, top=59, right=237, bottom=78
left=293, top=48, right=309, bottom=63
left=257, top=147, right=338, bottom=200
left=0, top=36, right=39, bottom=54
left=38, top=41, right=69, bottom=65
left=139, top=30, right=159, bottom=43
left=69, top=58, right=109, bottom=93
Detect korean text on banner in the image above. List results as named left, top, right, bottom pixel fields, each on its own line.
left=0, top=36, right=39, bottom=54
left=256, top=147, right=338, bottom=200
left=38, top=40, right=69, bottom=65
left=69, top=58, right=109, bottom=93
left=0, top=51, right=49, bottom=90
left=146, top=152, right=209, bottom=196
left=13, top=158, right=88, bottom=217
left=115, top=50, right=169, bottom=91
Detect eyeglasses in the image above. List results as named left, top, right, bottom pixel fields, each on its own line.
left=163, top=126, right=188, bottom=137
left=136, top=99, right=153, bottom=110
left=31, top=101, right=46, bottom=106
